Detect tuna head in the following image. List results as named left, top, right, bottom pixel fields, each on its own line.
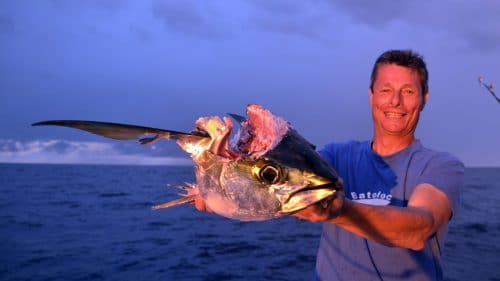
left=182, top=104, right=341, bottom=221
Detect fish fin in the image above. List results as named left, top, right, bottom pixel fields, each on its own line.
left=175, top=182, right=196, bottom=191
left=32, top=120, right=208, bottom=143
left=152, top=195, right=196, bottom=210
left=227, top=113, right=246, bottom=123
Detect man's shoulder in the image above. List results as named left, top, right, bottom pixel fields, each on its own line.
left=321, top=140, right=369, bottom=154
left=319, top=140, right=371, bottom=168
left=413, top=141, right=464, bottom=167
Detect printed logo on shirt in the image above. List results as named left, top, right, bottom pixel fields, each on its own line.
left=350, top=191, right=392, bottom=206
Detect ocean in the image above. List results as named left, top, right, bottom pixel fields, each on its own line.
left=0, top=164, right=499, bottom=281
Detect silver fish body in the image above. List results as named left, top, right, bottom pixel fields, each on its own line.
left=33, top=104, right=342, bottom=221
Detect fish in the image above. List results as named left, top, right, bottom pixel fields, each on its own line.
left=32, top=104, right=342, bottom=221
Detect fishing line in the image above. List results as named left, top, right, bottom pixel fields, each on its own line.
left=364, top=239, right=384, bottom=281
left=365, top=147, right=418, bottom=281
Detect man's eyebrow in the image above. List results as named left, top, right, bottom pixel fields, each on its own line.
left=377, top=82, right=393, bottom=88
left=401, top=83, right=418, bottom=89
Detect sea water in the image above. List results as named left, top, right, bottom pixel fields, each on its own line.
left=0, top=164, right=499, bottom=281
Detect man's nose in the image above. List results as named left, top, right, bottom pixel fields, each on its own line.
left=390, top=90, right=402, bottom=106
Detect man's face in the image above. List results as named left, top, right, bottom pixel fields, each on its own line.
left=369, top=64, right=428, bottom=138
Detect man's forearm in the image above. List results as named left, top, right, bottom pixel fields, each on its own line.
left=329, top=199, right=435, bottom=250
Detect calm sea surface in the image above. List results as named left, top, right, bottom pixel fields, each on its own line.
left=0, top=164, right=499, bottom=281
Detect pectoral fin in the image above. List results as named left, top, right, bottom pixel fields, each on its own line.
left=32, top=120, right=208, bottom=144
left=152, top=195, right=196, bottom=210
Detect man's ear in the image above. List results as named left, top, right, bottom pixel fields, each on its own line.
left=421, top=92, right=429, bottom=111
left=369, top=88, right=374, bottom=107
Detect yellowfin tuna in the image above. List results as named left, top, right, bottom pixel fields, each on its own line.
left=33, top=104, right=342, bottom=221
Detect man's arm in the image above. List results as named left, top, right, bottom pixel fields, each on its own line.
left=293, top=183, right=452, bottom=251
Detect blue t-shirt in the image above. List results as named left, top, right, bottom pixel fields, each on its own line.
left=315, top=140, right=464, bottom=281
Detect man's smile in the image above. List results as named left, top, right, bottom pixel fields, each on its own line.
left=384, top=111, right=406, bottom=118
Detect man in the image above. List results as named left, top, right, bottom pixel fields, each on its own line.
left=292, top=49, right=464, bottom=280
left=194, top=49, right=464, bottom=281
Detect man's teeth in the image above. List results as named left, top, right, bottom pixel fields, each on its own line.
left=385, top=112, right=404, bottom=118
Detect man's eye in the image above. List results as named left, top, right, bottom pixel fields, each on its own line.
left=379, top=88, right=392, bottom=94
left=402, top=89, right=415, bottom=95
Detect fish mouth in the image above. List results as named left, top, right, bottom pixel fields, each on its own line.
left=278, top=177, right=340, bottom=214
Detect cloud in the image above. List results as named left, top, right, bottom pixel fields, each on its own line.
left=151, top=0, right=229, bottom=39
left=0, top=139, right=192, bottom=166
left=246, top=0, right=335, bottom=43
left=0, top=15, right=15, bottom=34
left=328, top=0, right=500, bottom=52
left=49, top=0, right=128, bottom=14
left=129, top=24, right=152, bottom=43
left=150, top=0, right=335, bottom=43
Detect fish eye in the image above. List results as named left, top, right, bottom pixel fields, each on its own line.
left=258, top=164, right=281, bottom=185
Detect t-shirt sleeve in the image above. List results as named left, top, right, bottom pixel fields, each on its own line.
left=319, top=143, right=338, bottom=168
left=319, top=141, right=359, bottom=169
left=419, top=153, right=465, bottom=216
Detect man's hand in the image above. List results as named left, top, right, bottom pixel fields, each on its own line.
left=292, top=191, right=346, bottom=222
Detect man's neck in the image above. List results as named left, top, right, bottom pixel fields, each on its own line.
left=371, top=135, right=415, bottom=157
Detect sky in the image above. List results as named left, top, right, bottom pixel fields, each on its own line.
left=1, top=0, right=499, bottom=167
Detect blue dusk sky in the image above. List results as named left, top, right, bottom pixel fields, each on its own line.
left=1, top=1, right=499, bottom=166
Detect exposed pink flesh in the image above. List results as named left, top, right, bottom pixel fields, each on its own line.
left=237, top=104, right=288, bottom=158
left=189, top=104, right=289, bottom=159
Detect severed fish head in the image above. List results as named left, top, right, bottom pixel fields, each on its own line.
left=32, top=104, right=342, bottom=221
left=177, top=104, right=341, bottom=221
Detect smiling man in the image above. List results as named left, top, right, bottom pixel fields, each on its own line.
left=293, top=50, right=464, bottom=281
